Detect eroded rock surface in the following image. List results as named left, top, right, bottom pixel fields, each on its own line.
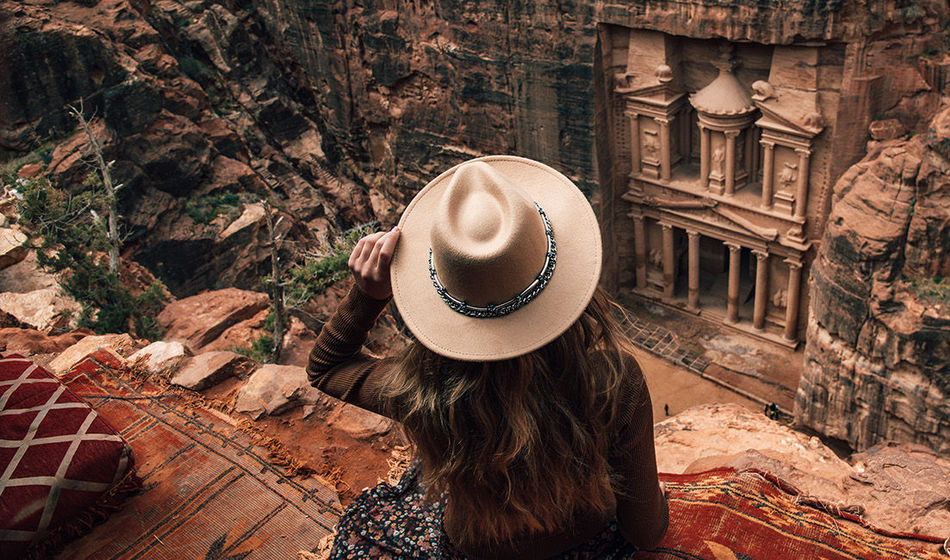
left=171, top=350, right=253, bottom=391
left=157, top=288, right=269, bottom=352
left=129, top=340, right=191, bottom=377
left=797, top=105, right=950, bottom=456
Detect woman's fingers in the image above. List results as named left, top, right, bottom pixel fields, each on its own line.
left=376, top=227, right=400, bottom=267
left=350, top=232, right=385, bottom=271
left=348, top=228, right=400, bottom=299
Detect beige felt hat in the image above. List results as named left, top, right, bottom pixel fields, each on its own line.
left=391, top=155, right=602, bottom=361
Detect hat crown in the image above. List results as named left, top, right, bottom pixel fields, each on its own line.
left=430, top=162, right=548, bottom=307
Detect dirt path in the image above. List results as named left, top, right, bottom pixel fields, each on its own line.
left=634, top=348, right=759, bottom=423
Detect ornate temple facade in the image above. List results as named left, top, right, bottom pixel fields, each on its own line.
left=604, top=29, right=844, bottom=347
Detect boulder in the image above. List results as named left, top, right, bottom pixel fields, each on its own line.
left=0, top=327, right=92, bottom=356
left=0, top=227, right=28, bottom=270
left=327, top=403, right=393, bottom=441
left=16, top=163, right=43, bottom=179
left=234, top=364, right=322, bottom=420
left=158, top=288, right=269, bottom=351
left=170, top=350, right=253, bottom=391
left=0, top=286, right=81, bottom=332
left=219, top=202, right=265, bottom=240
left=129, top=341, right=191, bottom=377
left=0, top=252, right=57, bottom=293
left=48, top=333, right=139, bottom=374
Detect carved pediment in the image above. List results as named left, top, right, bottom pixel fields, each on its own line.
left=752, top=83, right=824, bottom=137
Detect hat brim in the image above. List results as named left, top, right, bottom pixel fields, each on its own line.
left=391, top=155, right=602, bottom=361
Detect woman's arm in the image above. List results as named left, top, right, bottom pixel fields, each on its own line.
left=612, top=363, right=669, bottom=549
left=305, top=228, right=401, bottom=417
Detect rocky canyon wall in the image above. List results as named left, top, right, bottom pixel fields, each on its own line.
left=795, top=106, right=950, bottom=456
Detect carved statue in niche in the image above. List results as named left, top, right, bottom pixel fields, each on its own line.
left=643, top=129, right=659, bottom=158
left=649, top=248, right=664, bottom=268
left=778, top=162, right=798, bottom=190
left=772, top=288, right=787, bottom=308
left=712, top=147, right=725, bottom=175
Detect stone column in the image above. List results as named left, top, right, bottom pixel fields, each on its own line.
left=725, top=242, right=741, bottom=323
left=750, top=128, right=760, bottom=179
left=687, top=230, right=700, bottom=311
left=761, top=141, right=774, bottom=209
left=633, top=215, right=647, bottom=290
left=628, top=111, right=641, bottom=175
left=700, top=125, right=710, bottom=189
left=752, top=249, right=769, bottom=330
left=724, top=130, right=738, bottom=196
left=661, top=223, right=675, bottom=298
left=658, top=118, right=671, bottom=182
left=784, top=258, right=803, bottom=341
left=794, top=148, right=811, bottom=218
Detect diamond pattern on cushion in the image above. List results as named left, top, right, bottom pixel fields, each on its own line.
left=0, top=354, right=133, bottom=556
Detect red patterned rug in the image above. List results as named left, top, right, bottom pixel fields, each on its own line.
left=52, top=350, right=341, bottom=560
left=639, top=469, right=946, bottom=560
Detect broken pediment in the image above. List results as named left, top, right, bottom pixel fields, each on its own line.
left=752, top=83, right=824, bottom=137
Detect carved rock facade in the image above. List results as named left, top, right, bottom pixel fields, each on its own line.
left=795, top=106, right=950, bottom=456
left=597, top=6, right=948, bottom=347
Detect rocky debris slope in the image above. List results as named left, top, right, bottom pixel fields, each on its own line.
left=0, top=0, right=368, bottom=296
left=657, top=404, right=950, bottom=540
left=796, top=105, right=950, bottom=456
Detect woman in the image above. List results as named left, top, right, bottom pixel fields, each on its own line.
left=309, top=156, right=668, bottom=559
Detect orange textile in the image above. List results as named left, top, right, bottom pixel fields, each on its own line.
left=639, top=468, right=946, bottom=560
left=54, top=350, right=341, bottom=560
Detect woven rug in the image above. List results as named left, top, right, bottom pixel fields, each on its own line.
left=638, top=468, right=946, bottom=560
left=52, top=350, right=341, bottom=560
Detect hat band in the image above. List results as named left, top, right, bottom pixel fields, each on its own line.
left=428, top=203, right=557, bottom=319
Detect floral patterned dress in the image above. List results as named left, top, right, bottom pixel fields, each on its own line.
left=328, top=463, right=639, bottom=560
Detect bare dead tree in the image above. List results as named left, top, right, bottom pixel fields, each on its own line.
left=262, top=199, right=285, bottom=363
left=68, top=100, right=122, bottom=274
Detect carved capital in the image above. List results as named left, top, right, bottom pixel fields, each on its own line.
left=795, top=148, right=812, bottom=158
left=752, top=249, right=769, bottom=260
left=686, top=230, right=701, bottom=240
left=724, top=130, right=741, bottom=138
left=724, top=241, right=742, bottom=253
left=784, top=257, right=802, bottom=270
left=659, top=222, right=673, bottom=232
left=761, top=140, right=775, bottom=150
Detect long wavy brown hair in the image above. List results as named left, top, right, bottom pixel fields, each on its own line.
left=383, top=287, right=637, bottom=548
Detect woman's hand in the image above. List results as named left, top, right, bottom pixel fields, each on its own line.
left=348, top=227, right=401, bottom=300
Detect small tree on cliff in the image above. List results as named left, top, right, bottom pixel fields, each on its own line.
left=262, top=199, right=286, bottom=363
left=68, top=101, right=122, bottom=274
left=13, top=104, right=167, bottom=338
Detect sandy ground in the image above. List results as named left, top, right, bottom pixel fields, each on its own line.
left=633, top=348, right=759, bottom=423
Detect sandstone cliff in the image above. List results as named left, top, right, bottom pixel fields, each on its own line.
left=796, top=105, right=950, bottom=456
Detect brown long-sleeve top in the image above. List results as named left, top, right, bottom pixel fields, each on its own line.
left=307, top=286, right=669, bottom=559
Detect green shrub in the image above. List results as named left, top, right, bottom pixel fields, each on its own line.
left=908, top=275, right=949, bottom=308
left=232, top=333, right=273, bottom=364
left=185, top=192, right=242, bottom=224
left=283, top=222, right=377, bottom=305
left=13, top=177, right=168, bottom=338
